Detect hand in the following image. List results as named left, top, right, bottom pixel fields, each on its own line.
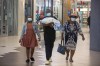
left=82, top=37, right=85, bottom=41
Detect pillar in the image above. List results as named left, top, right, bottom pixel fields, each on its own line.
left=63, top=0, right=71, bottom=23
left=90, top=0, right=100, bottom=51
left=51, top=0, right=53, bottom=16
left=33, top=0, right=36, bottom=22
left=18, top=0, right=25, bottom=36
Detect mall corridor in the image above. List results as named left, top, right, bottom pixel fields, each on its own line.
left=0, top=0, right=100, bottom=66
left=0, top=27, right=100, bottom=66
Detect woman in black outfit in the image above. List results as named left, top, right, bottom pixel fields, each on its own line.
left=43, top=24, right=56, bottom=65
left=40, top=12, right=56, bottom=65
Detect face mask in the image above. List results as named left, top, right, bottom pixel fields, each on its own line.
left=27, top=18, right=32, bottom=21
left=46, top=13, right=51, bottom=16
left=71, top=18, right=76, bottom=21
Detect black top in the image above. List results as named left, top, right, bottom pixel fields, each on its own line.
left=40, top=16, right=57, bottom=43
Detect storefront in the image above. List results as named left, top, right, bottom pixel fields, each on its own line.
left=77, top=1, right=91, bottom=27
left=53, top=0, right=62, bottom=21
left=0, top=0, right=18, bottom=36
left=70, top=0, right=91, bottom=27
left=36, top=0, right=62, bottom=31
left=35, top=0, right=62, bottom=21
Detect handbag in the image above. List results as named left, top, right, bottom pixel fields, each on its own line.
left=57, top=40, right=66, bottom=55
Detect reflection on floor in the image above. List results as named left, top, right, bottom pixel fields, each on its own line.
left=0, top=27, right=100, bottom=66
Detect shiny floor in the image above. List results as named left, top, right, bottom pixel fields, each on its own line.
left=0, top=27, right=100, bottom=66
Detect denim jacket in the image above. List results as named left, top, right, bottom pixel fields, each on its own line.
left=20, top=23, right=41, bottom=39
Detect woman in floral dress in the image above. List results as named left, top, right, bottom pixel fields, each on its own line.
left=62, top=15, right=85, bottom=62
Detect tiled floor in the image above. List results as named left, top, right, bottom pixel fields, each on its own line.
left=0, top=27, right=100, bottom=66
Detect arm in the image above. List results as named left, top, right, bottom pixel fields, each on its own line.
left=34, top=25, right=41, bottom=41
left=39, top=19, right=54, bottom=26
left=42, top=22, right=54, bottom=27
left=80, top=33, right=85, bottom=41
left=76, top=22, right=85, bottom=41
left=61, top=23, right=66, bottom=40
left=19, top=24, right=26, bottom=43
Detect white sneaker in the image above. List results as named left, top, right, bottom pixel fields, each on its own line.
left=49, top=59, right=52, bottom=62
left=45, top=60, right=50, bottom=65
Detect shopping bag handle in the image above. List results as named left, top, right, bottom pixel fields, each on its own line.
left=61, top=39, right=64, bottom=46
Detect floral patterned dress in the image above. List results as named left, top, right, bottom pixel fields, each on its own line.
left=63, top=21, right=83, bottom=50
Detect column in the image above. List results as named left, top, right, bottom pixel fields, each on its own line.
left=33, top=0, right=36, bottom=22
left=90, top=0, right=100, bottom=51
left=63, top=0, right=71, bottom=23
left=51, top=0, right=53, bottom=16
left=13, top=0, right=18, bottom=35
left=18, top=0, right=25, bottom=36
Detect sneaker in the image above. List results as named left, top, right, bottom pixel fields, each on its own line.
left=45, top=60, right=50, bottom=65
left=49, top=59, right=52, bottom=62
left=26, top=59, right=30, bottom=63
left=30, top=57, right=35, bottom=62
left=69, top=59, right=73, bottom=62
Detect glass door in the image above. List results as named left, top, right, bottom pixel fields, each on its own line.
left=0, top=0, right=18, bottom=36
left=0, top=0, right=8, bottom=36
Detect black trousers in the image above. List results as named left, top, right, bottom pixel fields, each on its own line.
left=45, top=41, right=54, bottom=60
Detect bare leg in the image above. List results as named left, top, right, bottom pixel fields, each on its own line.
left=69, top=50, right=75, bottom=62
left=66, top=50, right=70, bottom=60
left=30, top=48, right=34, bottom=58
left=30, top=48, right=35, bottom=62
left=26, top=47, right=30, bottom=59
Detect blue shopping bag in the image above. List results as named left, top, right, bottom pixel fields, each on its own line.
left=57, top=40, right=66, bottom=55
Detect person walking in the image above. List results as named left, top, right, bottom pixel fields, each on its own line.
left=19, top=18, right=41, bottom=63
left=43, top=22, right=55, bottom=65
left=62, top=14, right=85, bottom=62
left=39, top=11, right=56, bottom=65
left=87, top=16, right=90, bottom=28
